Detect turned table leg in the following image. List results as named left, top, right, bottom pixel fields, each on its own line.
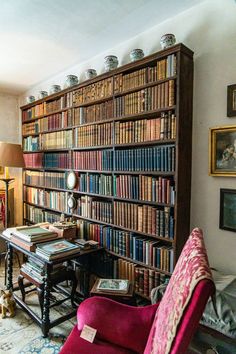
left=18, top=274, right=26, bottom=302
left=42, top=265, right=51, bottom=338
left=6, top=243, right=13, bottom=290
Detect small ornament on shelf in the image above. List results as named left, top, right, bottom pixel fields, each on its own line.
left=49, top=84, right=61, bottom=94
left=129, top=48, right=144, bottom=62
left=85, top=69, right=97, bottom=80
left=160, top=34, right=176, bottom=49
left=26, top=95, right=35, bottom=104
left=104, top=55, right=118, bottom=72
left=64, top=75, right=79, bottom=88
left=38, top=90, right=48, bottom=99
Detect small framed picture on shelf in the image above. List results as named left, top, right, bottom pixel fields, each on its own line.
left=209, top=125, right=236, bottom=176
left=227, top=84, right=236, bottom=117
left=220, top=188, right=236, bottom=232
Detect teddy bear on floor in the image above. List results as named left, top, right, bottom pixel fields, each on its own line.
left=0, top=289, right=16, bottom=318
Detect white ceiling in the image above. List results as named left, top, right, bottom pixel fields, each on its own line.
left=0, top=0, right=203, bottom=95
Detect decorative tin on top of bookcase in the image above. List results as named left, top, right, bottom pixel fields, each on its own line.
left=64, top=75, right=79, bottom=88
left=104, top=55, right=118, bottom=71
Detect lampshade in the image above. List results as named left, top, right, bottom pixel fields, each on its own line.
left=0, top=142, right=25, bottom=168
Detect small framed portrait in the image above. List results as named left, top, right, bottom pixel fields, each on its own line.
left=209, top=125, right=236, bottom=176
left=227, top=84, right=236, bottom=117
left=220, top=189, right=236, bottom=232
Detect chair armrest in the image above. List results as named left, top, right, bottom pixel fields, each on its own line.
left=77, top=296, right=158, bottom=353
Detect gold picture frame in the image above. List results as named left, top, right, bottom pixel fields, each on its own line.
left=209, top=125, right=236, bottom=176
left=0, top=166, right=4, bottom=175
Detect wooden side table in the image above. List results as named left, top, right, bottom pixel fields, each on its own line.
left=18, top=267, right=77, bottom=316
left=90, top=278, right=136, bottom=306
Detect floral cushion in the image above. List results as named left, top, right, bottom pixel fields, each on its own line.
left=150, top=228, right=213, bottom=354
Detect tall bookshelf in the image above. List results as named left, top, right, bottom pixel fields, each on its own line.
left=21, top=43, right=193, bottom=299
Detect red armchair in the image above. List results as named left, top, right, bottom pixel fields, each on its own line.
left=60, top=228, right=215, bottom=354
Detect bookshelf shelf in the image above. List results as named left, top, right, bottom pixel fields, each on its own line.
left=21, top=43, right=193, bottom=299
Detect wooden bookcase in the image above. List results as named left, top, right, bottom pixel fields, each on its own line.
left=21, top=43, right=193, bottom=299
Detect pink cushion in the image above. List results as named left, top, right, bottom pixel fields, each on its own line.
left=144, top=279, right=214, bottom=353
left=76, top=296, right=158, bottom=354
left=59, top=325, right=136, bottom=354
left=148, top=228, right=214, bottom=353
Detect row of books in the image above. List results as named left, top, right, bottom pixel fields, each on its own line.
left=73, top=77, right=113, bottom=105
left=114, top=175, right=175, bottom=204
left=24, top=171, right=175, bottom=205
left=75, top=196, right=112, bottom=223
left=24, top=152, right=70, bottom=169
left=78, top=209, right=174, bottom=245
left=76, top=220, right=174, bottom=275
left=114, top=55, right=176, bottom=93
left=24, top=174, right=175, bottom=207
left=114, top=113, right=176, bottom=144
left=74, top=122, right=113, bottom=147
left=73, top=150, right=113, bottom=171
left=134, top=267, right=169, bottom=298
left=114, top=145, right=175, bottom=172
left=114, top=201, right=174, bottom=238
left=24, top=186, right=71, bottom=214
left=76, top=173, right=113, bottom=196
left=23, top=113, right=176, bottom=151
left=24, top=171, right=66, bottom=189
left=39, top=130, right=73, bottom=150
left=24, top=145, right=175, bottom=172
left=22, top=120, right=39, bottom=135
left=24, top=204, right=62, bottom=224
left=23, top=136, right=39, bottom=151
left=23, top=102, right=45, bottom=121
left=38, top=110, right=73, bottom=132
left=74, top=100, right=114, bottom=125
left=114, top=81, right=175, bottom=117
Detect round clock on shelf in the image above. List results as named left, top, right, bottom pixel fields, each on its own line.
left=66, top=171, right=77, bottom=190
left=67, top=194, right=77, bottom=210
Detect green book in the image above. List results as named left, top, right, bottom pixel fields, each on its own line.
left=15, top=226, right=55, bottom=237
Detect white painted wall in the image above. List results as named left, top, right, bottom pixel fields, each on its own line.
left=0, top=92, right=22, bottom=226
left=18, top=0, right=236, bottom=273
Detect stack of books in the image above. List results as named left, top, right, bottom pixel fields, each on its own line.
left=36, top=239, right=80, bottom=260
left=11, top=226, right=58, bottom=252
left=21, top=256, right=65, bottom=284
left=74, top=239, right=99, bottom=250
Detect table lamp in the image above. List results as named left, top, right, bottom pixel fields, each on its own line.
left=0, top=142, right=25, bottom=227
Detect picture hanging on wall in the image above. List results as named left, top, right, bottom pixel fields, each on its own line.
left=227, top=84, right=236, bottom=117
left=220, top=188, right=236, bottom=232
left=209, top=125, right=236, bottom=176
left=0, top=166, right=4, bottom=175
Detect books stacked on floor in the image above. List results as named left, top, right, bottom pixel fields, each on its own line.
left=96, top=278, right=130, bottom=294
left=21, top=256, right=65, bottom=284
left=36, top=239, right=80, bottom=260
left=11, top=225, right=58, bottom=252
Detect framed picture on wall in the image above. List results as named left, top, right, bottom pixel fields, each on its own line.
left=209, top=125, right=236, bottom=176
left=220, top=189, right=236, bottom=232
left=227, top=84, right=236, bottom=117
left=0, top=166, right=4, bottom=175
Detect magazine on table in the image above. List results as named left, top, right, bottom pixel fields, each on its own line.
left=36, top=239, right=80, bottom=255
left=96, top=279, right=130, bottom=293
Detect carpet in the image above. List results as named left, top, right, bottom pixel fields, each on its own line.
left=0, top=263, right=75, bottom=354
